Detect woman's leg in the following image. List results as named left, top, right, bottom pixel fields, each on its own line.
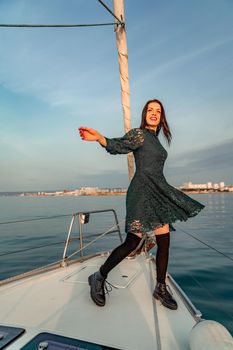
left=100, top=233, right=141, bottom=278
left=155, top=232, right=170, bottom=284
left=153, top=224, right=178, bottom=310
left=88, top=232, right=142, bottom=306
left=154, top=224, right=170, bottom=284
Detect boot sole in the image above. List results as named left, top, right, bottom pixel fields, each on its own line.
left=153, top=292, right=178, bottom=310
left=88, top=275, right=105, bottom=307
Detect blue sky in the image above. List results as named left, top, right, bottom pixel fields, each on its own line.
left=0, top=0, right=233, bottom=191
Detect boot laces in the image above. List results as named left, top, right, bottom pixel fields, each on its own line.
left=159, top=283, right=173, bottom=297
left=103, top=280, right=118, bottom=296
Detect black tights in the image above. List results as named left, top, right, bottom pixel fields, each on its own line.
left=155, top=233, right=170, bottom=283
left=100, top=232, right=170, bottom=284
left=100, top=233, right=141, bottom=278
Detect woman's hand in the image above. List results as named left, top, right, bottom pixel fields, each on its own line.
left=78, top=127, right=101, bottom=141
left=78, top=127, right=107, bottom=146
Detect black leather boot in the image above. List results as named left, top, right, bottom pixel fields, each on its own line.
left=153, top=282, right=178, bottom=310
left=88, top=271, right=106, bottom=306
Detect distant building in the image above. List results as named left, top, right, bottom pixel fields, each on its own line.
left=180, top=181, right=227, bottom=192
left=219, top=182, right=225, bottom=189
left=80, top=187, right=99, bottom=195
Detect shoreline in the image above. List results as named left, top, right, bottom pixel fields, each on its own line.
left=1, top=189, right=233, bottom=198
left=11, top=190, right=233, bottom=197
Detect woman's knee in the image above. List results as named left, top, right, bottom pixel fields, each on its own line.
left=154, top=224, right=169, bottom=235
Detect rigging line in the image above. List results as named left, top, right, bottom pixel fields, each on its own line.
left=176, top=225, right=233, bottom=263
left=0, top=230, right=119, bottom=257
left=0, top=240, right=67, bottom=257
left=0, top=22, right=115, bottom=28
left=188, top=272, right=233, bottom=322
left=97, top=0, right=123, bottom=26
left=0, top=214, right=72, bottom=225
left=0, top=220, right=125, bottom=283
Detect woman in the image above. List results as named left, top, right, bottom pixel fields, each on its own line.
left=78, top=99, right=205, bottom=310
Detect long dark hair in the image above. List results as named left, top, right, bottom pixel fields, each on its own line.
left=140, top=99, right=172, bottom=146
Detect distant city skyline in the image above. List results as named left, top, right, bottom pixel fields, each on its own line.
left=1, top=179, right=232, bottom=194
left=0, top=0, right=233, bottom=191
left=2, top=179, right=233, bottom=196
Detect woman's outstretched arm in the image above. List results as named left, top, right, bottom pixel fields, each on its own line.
left=79, top=127, right=145, bottom=154
left=78, top=127, right=107, bottom=147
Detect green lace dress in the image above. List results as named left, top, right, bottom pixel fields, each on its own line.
left=104, top=128, right=205, bottom=235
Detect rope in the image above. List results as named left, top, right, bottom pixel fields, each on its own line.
left=176, top=226, right=233, bottom=263
left=0, top=23, right=116, bottom=28
left=0, top=219, right=125, bottom=284
left=0, top=214, right=72, bottom=225
left=188, top=271, right=233, bottom=322
left=0, top=1, right=123, bottom=28
left=168, top=227, right=233, bottom=324
left=0, top=239, right=75, bottom=257
left=0, top=211, right=124, bottom=258
left=0, top=230, right=121, bottom=258
left=97, top=0, right=123, bottom=26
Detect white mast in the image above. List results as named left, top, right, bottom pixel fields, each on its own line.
left=113, top=0, right=134, bottom=181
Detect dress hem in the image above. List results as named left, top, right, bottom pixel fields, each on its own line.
left=125, top=204, right=205, bottom=235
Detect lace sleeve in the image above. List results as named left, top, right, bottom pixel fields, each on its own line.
left=104, top=128, right=144, bottom=155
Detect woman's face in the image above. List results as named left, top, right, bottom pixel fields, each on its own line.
left=145, top=102, right=161, bottom=130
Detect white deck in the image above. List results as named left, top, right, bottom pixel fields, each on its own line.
left=0, top=253, right=198, bottom=349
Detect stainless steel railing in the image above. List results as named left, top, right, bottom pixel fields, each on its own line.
left=61, top=209, right=123, bottom=266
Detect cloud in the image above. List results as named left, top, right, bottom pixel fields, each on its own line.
left=71, top=138, right=233, bottom=189
left=166, top=138, right=233, bottom=185
left=136, top=36, right=233, bottom=85
left=173, top=139, right=233, bottom=169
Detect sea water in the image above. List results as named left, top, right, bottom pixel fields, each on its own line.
left=0, top=193, right=232, bottom=334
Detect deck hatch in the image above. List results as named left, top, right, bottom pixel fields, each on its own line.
left=62, top=264, right=141, bottom=288
left=21, top=332, right=119, bottom=350
left=0, top=325, right=25, bottom=349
